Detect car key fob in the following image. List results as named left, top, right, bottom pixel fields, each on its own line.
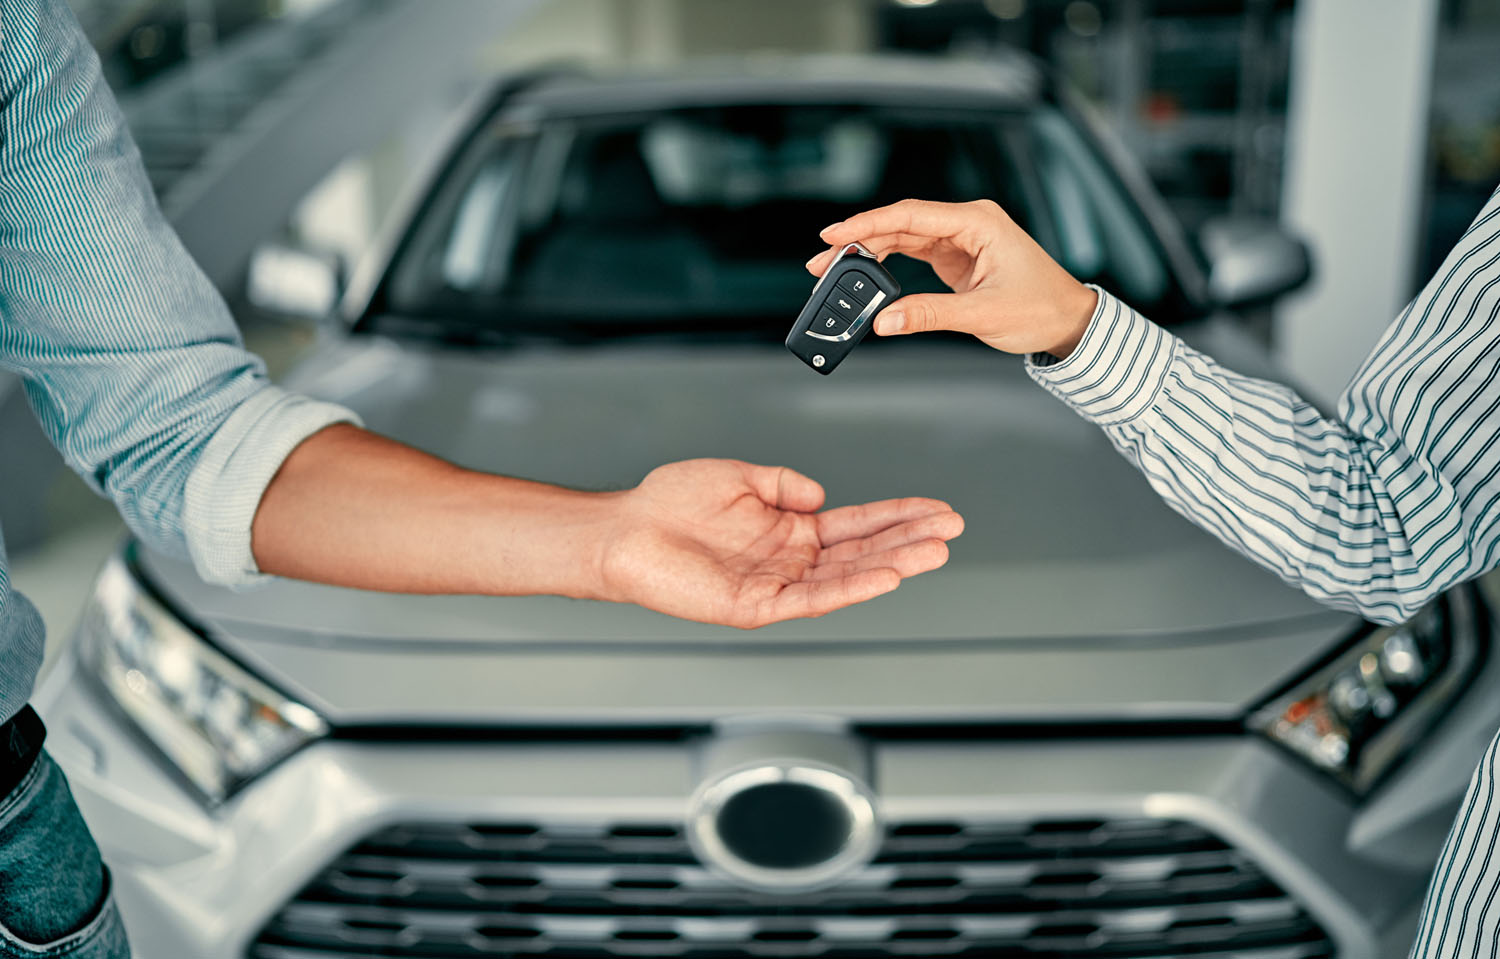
left=786, top=242, right=901, bottom=374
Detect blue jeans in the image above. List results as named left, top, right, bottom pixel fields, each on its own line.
left=0, top=752, right=128, bottom=958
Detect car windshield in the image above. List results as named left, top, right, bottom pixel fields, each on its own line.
left=377, top=101, right=1182, bottom=339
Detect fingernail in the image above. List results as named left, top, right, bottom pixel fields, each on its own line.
left=876, top=310, right=905, bottom=335
left=819, top=222, right=842, bottom=238
left=805, top=254, right=820, bottom=269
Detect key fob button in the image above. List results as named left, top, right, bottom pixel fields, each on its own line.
left=824, top=291, right=863, bottom=323
left=837, top=271, right=876, bottom=305
left=787, top=246, right=900, bottom=374
left=815, top=310, right=852, bottom=336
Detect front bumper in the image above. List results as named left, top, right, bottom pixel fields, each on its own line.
left=34, top=625, right=1500, bottom=959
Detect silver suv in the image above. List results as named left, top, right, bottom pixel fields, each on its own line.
left=36, top=56, right=1499, bottom=959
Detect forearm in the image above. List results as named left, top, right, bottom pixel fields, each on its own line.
left=250, top=424, right=622, bottom=598
left=817, top=196, right=1500, bottom=622
left=1034, top=189, right=1500, bottom=624
left=1030, top=292, right=1444, bottom=625
left=248, top=427, right=963, bottom=627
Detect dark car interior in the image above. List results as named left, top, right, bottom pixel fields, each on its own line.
left=509, top=109, right=1029, bottom=313
left=381, top=102, right=1177, bottom=338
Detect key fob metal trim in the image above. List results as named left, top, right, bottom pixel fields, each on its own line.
left=785, top=243, right=901, bottom=375
left=803, top=289, right=888, bottom=343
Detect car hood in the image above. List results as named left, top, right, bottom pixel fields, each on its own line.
left=137, top=327, right=1354, bottom=725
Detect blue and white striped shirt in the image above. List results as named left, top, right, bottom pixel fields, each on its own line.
left=1029, top=190, right=1500, bottom=629
left=1029, top=188, right=1500, bottom=957
left=0, top=0, right=354, bottom=722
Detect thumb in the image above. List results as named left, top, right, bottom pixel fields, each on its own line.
left=875, top=291, right=983, bottom=337
left=742, top=463, right=826, bottom=513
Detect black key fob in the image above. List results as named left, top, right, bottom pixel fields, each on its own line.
left=786, top=243, right=901, bottom=375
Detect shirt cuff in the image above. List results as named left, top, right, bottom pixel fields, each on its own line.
left=181, top=386, right=361, bottom=588
left=1024, top=286, right=1178, bottom=427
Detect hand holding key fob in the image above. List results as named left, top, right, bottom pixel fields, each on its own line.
left=786, top=242, right=901, bottom=375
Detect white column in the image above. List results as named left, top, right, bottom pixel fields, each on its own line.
left=675, top=0, right=874, bottom=55
left=623, top=0, right=682, bottom=66
left=821, top=0, right=876, bottom=54
left=1275, top=0, right=1440, bottom=404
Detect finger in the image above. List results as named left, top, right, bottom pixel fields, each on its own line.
left=807, top=538, right=950, bottom=582
left=805, top=248, right=838, bottom=276
left=816, top=497, right=958, bottom=546
left=740, top=463, right=826, bottom=513
left=875, top=290, right=993, bottom=337
left=820, top=199, right=975, bottom=247
left=756, top=567, right=901, bottom=625
left=808, top=229, right=969, bottom=281
left=820, top=511, right=965, bottom=563
left=805, top=237, right=920, bottom=277
left=835, top=232, right=937, bottom=261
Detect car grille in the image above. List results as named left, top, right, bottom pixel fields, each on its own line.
left=250, top=817, right=1335, bottom=958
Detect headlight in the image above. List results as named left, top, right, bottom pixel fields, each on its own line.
left=76, top=552, right=327, bottom=804
left=1249, top=592, right=1482, bottom=794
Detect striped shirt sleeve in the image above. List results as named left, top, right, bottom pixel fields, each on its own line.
left=1027, top=187, right=1500, bottom=626
left=0, top=0, right=358, bottom=587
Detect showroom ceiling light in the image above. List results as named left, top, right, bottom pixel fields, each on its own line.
left=1063, top=0, right=1102, bottom=36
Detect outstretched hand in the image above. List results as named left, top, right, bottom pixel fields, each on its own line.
left=807, top=199, right=1098, bottom=359
left=600, top=459, right=963, bottom=629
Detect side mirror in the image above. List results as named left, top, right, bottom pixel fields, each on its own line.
left=1198, top=217, right=1313, bottom=310
left=245, top=244, right=342, bottom=322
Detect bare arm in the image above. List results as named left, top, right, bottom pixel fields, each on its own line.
left=252, top=424, right=964, bottom=629
left=0, top=0, right=962, bottom=633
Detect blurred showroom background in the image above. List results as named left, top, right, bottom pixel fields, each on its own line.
left=6, top=0, right=1500, bottom=657
left=10, top=3, right=1500, bottom=956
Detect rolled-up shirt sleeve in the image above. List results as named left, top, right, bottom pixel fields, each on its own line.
left=0, top=0, right=357, bottom=587
left=1025, top=188, right=1500, bottom=625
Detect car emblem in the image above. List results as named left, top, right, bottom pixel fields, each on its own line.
left=686, top=722, right=880, bottom=894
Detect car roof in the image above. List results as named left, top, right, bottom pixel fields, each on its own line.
left=501, top=53, right=1049, bottom=119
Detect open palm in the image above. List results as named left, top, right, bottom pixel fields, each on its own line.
left=601, top=459, right=963, bottom=629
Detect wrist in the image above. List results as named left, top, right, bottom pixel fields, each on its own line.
left=582, top=490, right=635, bottom=604
left=465, top=478, right=629, bottom=602
left=1045, top=283, right=1099, bottom=360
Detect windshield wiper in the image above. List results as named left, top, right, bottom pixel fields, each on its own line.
left=362, top=311, right=793, bottom=347
left=361, top=315, right=534, bottom=348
